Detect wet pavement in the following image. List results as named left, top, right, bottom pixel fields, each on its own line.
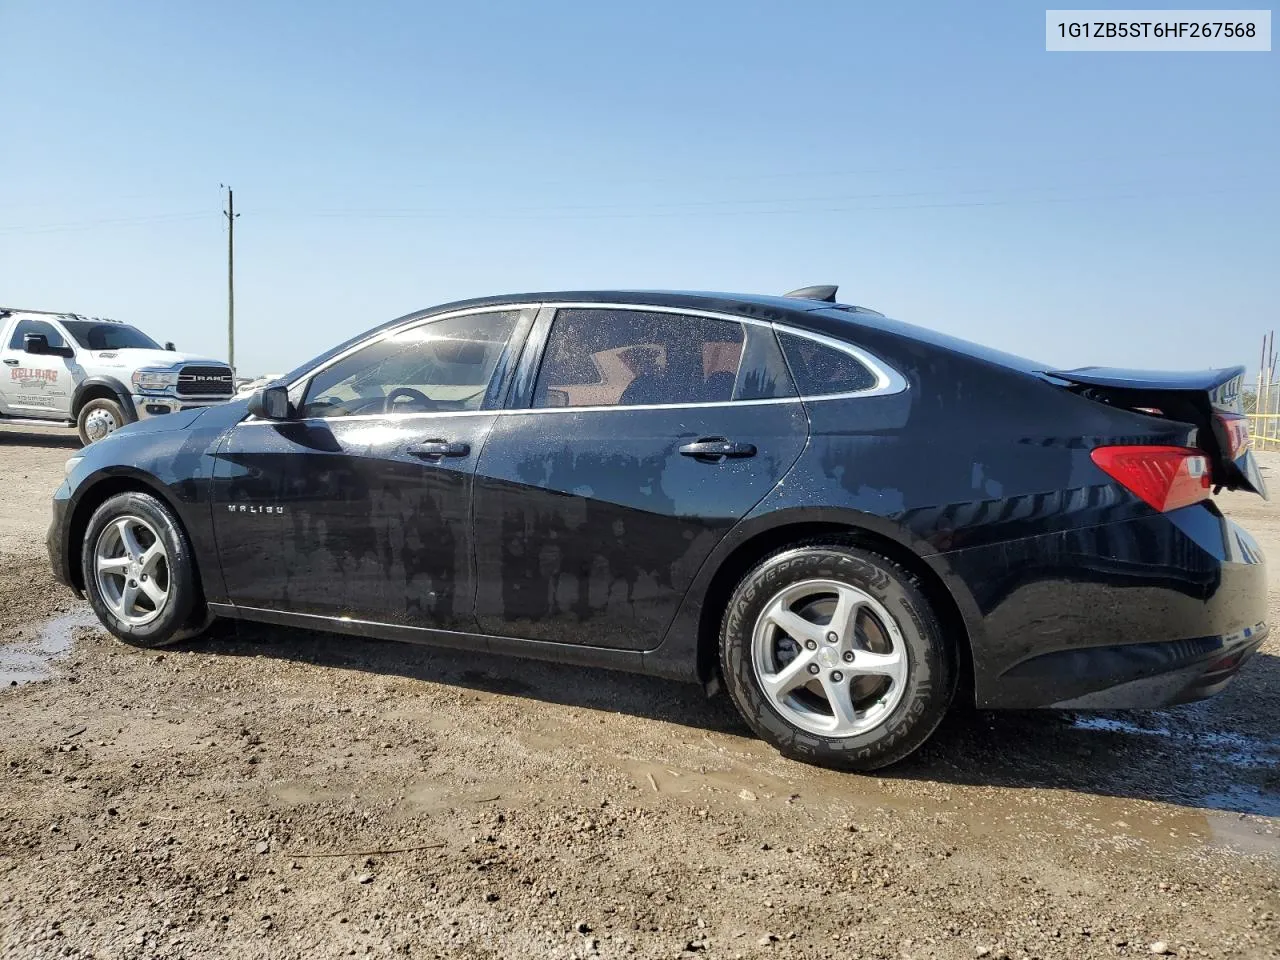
left=0, top=607, right=96, bottom=687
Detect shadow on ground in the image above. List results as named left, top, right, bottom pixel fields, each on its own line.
left=180, top=617, right=1280, bottom=819
left=0, top=429, right=80, bottom=449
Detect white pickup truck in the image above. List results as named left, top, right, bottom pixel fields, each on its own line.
left=0, top=308, right=235, bottom=444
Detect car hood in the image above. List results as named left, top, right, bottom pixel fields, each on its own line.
left=83, top=349, right=227, bottom=371
left=110, top=406, right=214, bottom=439
left=82, top=399, right=250, bottom=458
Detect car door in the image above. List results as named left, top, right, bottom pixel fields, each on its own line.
left=0, top=318, right=76, bottom=416
left=211, top=306, right=536, bottom=630
left=470, top=305, right=808, bottom=650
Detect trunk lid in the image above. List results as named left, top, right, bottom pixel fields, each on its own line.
left=1049, top=364, right=1266, bottom=499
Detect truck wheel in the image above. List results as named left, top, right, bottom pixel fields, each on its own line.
left=77, top=397, right=126, bottom=445
left=719, top=543, right=956, bottom=771
left=80, top=491, right=207, bottom=648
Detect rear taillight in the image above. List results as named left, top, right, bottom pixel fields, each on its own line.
left=1090, top=445, right=1212, bottom=512
left=1216, top=412, right=1251, bottom=460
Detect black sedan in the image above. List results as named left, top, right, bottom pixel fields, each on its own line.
left=47, top=287, right=1269, bottom=770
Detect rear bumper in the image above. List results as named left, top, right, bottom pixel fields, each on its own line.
left=1027, top=622, right=1265, bottom=708
left=936, top=504, right=1268, bottom=709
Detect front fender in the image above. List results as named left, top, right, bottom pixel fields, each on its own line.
left=71, top=376, right=136, bottom=420
left=55, top=413, right=235, bottom=600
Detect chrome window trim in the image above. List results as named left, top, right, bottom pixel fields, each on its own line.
left=771, top=323, right=908, bottom=396
left=525, top=302, right=907, bottom=411
left=246, top=301, right=907, bottom=425
left=285, top=302, right=539, bottom=394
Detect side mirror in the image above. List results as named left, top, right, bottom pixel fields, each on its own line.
left=164, top=341, right=176, bottom=351
left=24, top=333, right=75, bottom=358
left=248, top=384, right=292, bottom=420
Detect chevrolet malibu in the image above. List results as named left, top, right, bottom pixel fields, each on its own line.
left=47, top=287, right=1268, bottom=770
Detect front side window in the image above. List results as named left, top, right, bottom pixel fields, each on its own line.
left=61, top=321, right=160, bottom=351
left=778, top=331, right=878, bottom=396
left=533, top=309, right=751, bottom=408
left=8, top=319, right=67, bottom=351
left=299, top=310, right=520, bottom=419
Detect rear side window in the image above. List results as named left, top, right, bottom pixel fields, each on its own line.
left=533, top=309, right=748, bottom=408
left=778, top=331, right=878, bottom=396
left=7, top=319, right=67, bottom=350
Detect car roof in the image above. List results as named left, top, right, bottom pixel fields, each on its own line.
left=414, top=289, right=857, bottom=319
left=284, top=289, right=1047, bottom=383
left=421, top=290, right=1047, bottom=373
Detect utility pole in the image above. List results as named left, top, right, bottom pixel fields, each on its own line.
left=221, top=185, right=239, bottom=371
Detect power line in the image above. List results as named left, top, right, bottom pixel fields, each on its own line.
left=265, top=175, right=1266, bottom=219
left=0, top=212, right=211, bottom=236
left=0, top=182, right=1273, bottom=235
left=334, top=141, right=1280, bottom=194
left=1, top=139, right=1273, bottom=215
left=258, top=184, right=1274, bottom=222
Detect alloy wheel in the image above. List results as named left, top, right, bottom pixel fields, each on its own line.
left=751, top=578, right=909, bottom=737
left=94, top=515, right=170, bottom=626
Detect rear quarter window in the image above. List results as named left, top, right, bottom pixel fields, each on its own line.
left=778, top=331, right=878, bottom=396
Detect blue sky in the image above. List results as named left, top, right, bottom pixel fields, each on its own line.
left=1, top=1, right=1276, bottom=377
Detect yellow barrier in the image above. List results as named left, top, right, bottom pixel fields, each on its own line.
left=1249, top=413, right=1280, bottom=450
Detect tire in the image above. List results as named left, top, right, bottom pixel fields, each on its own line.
left=81, top=491, right=209, bottom=648
left=77, top=397, right=127, bottom=445
left=719, top=542, right=955, bottom=771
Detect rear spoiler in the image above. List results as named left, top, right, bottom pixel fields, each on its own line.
left=1049, top=364, right=1266, bottom=498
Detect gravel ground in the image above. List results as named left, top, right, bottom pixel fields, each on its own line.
left=0, top=424, right=1277, bottom=960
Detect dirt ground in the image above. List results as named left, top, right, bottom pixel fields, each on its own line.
left=0, top=424, right=1276, bottom=960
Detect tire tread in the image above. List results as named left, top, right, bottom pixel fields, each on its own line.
left=718, top=539, right=955, bottom=771
left=81, top=491, right=205, bottom=648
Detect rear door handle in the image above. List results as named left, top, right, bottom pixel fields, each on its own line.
left=2, top=359, right=18, bottom=366
left=679, top=438, right=757, bottom=461
left=407, top=440, right=471, bottom=459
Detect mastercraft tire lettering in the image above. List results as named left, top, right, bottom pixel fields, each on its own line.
left=719, top=543, right=955, bottom=771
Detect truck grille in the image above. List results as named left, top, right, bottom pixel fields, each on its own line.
left=176, top=365, right=235, bottom=397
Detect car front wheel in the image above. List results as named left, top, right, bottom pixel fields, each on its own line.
left=719, top=543, right=955, bottom=771
left=81, top=491, right=207, bottom=648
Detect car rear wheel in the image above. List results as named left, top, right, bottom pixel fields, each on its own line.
left=81, top=492, right=209, bottom=648
left=77, top=397, right=127, bottom=445
left=719, top=543, right=955, bottom=771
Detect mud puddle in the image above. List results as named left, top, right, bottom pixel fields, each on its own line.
left=1069, top=714, right=1280, bottom=770
left=0, top=606, right=97, bottom=686
left=513, top=710, right=1280, bottom=861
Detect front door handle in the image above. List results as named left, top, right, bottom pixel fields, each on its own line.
left=679, top=438, right=757, bottom=462
left=407, top=440, right=471, bottom=459
left=2, top=359, right=18, bottom=366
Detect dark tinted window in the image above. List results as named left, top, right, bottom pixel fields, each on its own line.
left=8, top=319, right=67, bottom=351
left=61, top=321, right=159, bottom=351
left=300, top=310, right=519, bottom=418
left=533, top=309, right=746, bottom=408
left=779, top=331, right=877, bottom=396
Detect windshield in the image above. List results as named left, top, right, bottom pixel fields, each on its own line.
left=60, top=320, right=162, bottom=351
